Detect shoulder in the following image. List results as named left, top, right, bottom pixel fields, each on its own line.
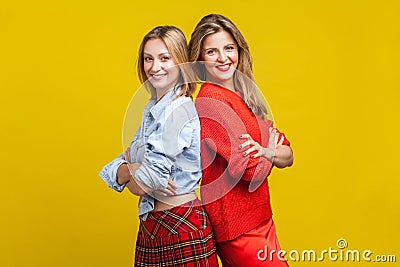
left=197, top=83, right=238, bottom=103
left=197, top=83, right=252, bottom=116
left=166, top=95, right=198, bottom=121
left=196, top=83, right=246, bottom=115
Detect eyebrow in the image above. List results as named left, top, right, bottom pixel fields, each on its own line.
left=143, top=52, right=170, bottom=56
left=203, top=43, right=236, bottom=50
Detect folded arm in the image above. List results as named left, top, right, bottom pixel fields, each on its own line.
left=196, top=96, right=273, bottom=182
left=240, top=129, right=294, bottom=168
left=132, top=102, right=197, bottom=194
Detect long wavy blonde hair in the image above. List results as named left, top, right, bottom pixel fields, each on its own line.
left=138, top=26, right=196, bottom=98
left=188, top=14, right=267, bottom=120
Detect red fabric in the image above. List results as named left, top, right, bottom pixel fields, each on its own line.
left=195, top=83, right=290, bottom=242
left=135, top=199, right=218, bottom=267
left=217, top=218, right=289, bottom=267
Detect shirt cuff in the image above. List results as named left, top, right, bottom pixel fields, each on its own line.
left=99, top=158, right=128, bottom=192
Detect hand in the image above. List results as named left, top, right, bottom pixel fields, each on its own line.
left=239, top=128, right=282, bottom=162
left=157, top=179, right=178, bottom=196
left=116, top=162, right=138, bottom=185
left=276, top=133, right=284, bottom=146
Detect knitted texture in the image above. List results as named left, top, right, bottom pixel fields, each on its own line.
left=195, top=83, right=290, bottom=242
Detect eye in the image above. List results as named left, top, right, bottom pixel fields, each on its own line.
left=205, top=49, right=216, bottom=56
left=144, top=57, right=153, bottom=62
left=161, top=56, right=170, bottom=61
left=226, top=45, right=235, bottom=51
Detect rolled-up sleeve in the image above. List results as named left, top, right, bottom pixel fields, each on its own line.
left=99, top=153, right=128, bottom=192
left=134, top=102, right=194, bottom=190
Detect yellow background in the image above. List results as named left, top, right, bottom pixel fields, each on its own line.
left=1, top=0, right=399, bottom=266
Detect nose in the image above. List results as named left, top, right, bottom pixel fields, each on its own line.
left=150, top=59, right=161, bottom=72
left=217, top=50, right=228, bottom=62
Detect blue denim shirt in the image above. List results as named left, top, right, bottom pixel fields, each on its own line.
left=99, top=87, right=202, bottom=220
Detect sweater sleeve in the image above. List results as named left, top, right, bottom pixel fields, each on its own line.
left=276, top=129, right=291, bottom=147
left=196, top=85, right=273, bottom=182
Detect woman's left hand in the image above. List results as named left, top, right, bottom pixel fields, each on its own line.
left=239, top=128, right=282, bottom=162
left=157, top=179, right=178, bottom=196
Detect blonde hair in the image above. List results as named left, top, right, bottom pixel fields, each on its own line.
left=137, top=26, right=196, bottom=98
left=188, top=14, right=268, bottom=120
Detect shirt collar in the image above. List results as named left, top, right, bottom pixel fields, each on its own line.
left=149, top=85, right=181, bottom=119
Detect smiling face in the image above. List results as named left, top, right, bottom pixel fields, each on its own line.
left=201, top=30, right=239, bottom=90
left=143, top=38, right=180, bottom=98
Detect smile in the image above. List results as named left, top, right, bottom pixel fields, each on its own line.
left=215, top=64, right=232, bottom=72
left=151, top=73, right=167, bottom=80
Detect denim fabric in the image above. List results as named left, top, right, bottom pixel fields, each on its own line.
left=99, top=87, right=201, bottom=220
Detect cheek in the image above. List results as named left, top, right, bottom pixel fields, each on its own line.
left=166, top=62, right=177, bottom=70
left=228, top=52, right=239, bottom=61
left=203, top=62, right=214, bottom=73
left=202, top=55, right=215, bottom=62
left=168, top=65, right=180, bottom=80
left=172, top=68, right=180, bottom=78
left=143, top=63, right=151, bottom=74
left=230, top=55, right=239, bottom=69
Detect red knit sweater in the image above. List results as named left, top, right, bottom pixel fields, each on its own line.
left=195, top=83, right=290, bottom=242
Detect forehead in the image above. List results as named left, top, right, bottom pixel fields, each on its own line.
left=203, top=30, right=236, bottom=47
left=143, top=38, right=169, bottom=55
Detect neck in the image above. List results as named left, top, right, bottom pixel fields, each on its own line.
left=156, top=87, right=173, bottom=102
left=207, top=76, right=235, bottom=92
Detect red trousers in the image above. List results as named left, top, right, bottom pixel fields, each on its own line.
left=216, top=218, right=289, bottom=267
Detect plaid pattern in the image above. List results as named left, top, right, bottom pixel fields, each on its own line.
left=135, top=199, right=218, bottom=267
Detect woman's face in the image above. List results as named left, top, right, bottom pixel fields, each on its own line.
left=143, top=38, right=180, bottom=93
left=201, top=30, right=239, bottom=86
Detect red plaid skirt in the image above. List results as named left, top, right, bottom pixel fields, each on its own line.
left=135, top=199, right=218, bottom=267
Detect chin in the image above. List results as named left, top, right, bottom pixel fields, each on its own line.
left=153, top=82, right=175, bottom=91
left=215, top=75, right=234, bottom=83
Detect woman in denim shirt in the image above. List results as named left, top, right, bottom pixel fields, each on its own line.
left=99, top=26, right=218, bottom=266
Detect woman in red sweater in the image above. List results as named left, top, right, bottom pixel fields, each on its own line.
left=189, top=14, right=294, bottom=266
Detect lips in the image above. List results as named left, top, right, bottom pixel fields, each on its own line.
left=151, top=73, right=167, bottom=81
left=216, top=64, right=232, bottom=72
